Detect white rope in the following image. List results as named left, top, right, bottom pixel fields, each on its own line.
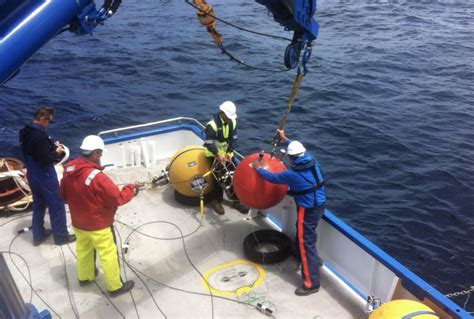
left=0, top=158, right=32, bottom=212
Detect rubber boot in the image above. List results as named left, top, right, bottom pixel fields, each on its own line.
left=295, top=285, right=320, bottom=296
left=212, top=200, right=225, bottom=215
left=33, top=229, right=52, bottom=246
left=232, top=201, right=249, bottom=214
left=109, top=280, right=134, bottom=298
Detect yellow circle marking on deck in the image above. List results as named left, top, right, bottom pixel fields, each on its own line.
left=201, top=259, right=265, bottom=297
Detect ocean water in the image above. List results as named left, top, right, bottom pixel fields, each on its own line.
left=0, top=0, right=473, bottom=310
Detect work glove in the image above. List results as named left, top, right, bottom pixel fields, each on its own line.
left=131, top=182, right=140, bottom=196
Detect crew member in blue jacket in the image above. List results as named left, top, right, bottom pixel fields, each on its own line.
left=251, top=129, right=326, bottom=296
left=19, top=106, right=76, bottom=246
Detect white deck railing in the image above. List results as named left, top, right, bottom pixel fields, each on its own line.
left=98, top=117, right=205, bottom=138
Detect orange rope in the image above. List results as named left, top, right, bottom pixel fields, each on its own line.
left=192, top=0, right=222, bottom=45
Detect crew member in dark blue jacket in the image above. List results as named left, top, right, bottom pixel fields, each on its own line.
left=251, top=129, right=326, bottom=296
left=19, top=106, right=76, bottom=246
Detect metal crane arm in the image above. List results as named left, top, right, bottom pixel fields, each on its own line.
left=0, top=0, right=121, bottom=84
left=256, top=0, right=319, bottom=70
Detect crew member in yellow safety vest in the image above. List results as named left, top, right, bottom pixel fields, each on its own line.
left=204, top=101, right=249, bottom=215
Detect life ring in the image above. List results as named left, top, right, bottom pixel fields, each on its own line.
left=243, top=229, right=291, bottom=265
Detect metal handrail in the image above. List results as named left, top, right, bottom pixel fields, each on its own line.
left=98, top=117, right=205, bottom=138
left=0, top=253, right=30, bottom=319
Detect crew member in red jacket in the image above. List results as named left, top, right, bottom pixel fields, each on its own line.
left=60, top=135, right=138, bottom=297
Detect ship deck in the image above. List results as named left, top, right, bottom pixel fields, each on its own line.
left=0, top=161, right=366, bottom=318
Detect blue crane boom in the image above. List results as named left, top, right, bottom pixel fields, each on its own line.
left=0, top=0, right=121, bottom=84
left=256, top=0, right=319, bottom=70
left=0, top=0, right=318, bottom=84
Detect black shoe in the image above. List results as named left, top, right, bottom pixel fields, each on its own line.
left=79, top=268, right=99, bottom=287
left=232, top=201, right=249, bottom=214
left=54, top=234, right=76, bottom=246
left=212, top=200, right=225, bottom=215
left=296, top=259, right=324, bottom=271
left=33, top=229, right=52, bottom=247
left=109, top=280, right=134, bottom=298
left=295, top=285, right=320, bottom=296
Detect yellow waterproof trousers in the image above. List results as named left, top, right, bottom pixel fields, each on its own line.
left=73, top=226, right=122, bottom=291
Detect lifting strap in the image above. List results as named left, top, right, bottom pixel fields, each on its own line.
left=278, top=71, right=304, bottom=131
left=270, top=71, right=305, bottom=155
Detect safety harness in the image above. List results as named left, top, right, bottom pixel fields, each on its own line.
left=212, top=113, right=235, bottom=142
left=287, top=163, right=325, bottom=196
left=204, top=113, right=237, bottom=157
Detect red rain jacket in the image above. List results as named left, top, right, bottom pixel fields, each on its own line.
left=60, top=157, right=135, bottom=231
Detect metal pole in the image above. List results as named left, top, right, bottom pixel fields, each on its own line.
left=0, top=253, right=30, bottom=319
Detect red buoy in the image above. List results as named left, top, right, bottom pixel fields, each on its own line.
left=233, top=153, right=288, bottom=209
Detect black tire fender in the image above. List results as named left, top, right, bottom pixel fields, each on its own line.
left=243, top=229, right=291, bottom=265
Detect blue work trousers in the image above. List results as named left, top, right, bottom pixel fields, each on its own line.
left=28, top=169, right=69, bottom=243
left=295, top=204, right=325, bottom=289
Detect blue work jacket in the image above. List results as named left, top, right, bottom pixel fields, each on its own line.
left=19, top=123, right=59, bottom=177
left=257, top=153, right=326, bottom=208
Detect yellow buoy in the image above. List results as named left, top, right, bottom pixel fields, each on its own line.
left=369, top=299, right=439, bottom=319
left=168, top=145, right=214, bottom=197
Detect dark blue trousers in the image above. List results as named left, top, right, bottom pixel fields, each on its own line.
left=295, top=204, right=325, bottom=289
left=28, top=169, right=69, bottom=243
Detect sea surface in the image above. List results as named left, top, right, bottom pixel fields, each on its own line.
left=0, top=0, right=473, bottom=310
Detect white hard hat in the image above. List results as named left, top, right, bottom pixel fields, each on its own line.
left=80, top=135, right=105, bottom=152
left=287, top=140, right=306, bottom=156
left=219, top=101, right=237, bottom=120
